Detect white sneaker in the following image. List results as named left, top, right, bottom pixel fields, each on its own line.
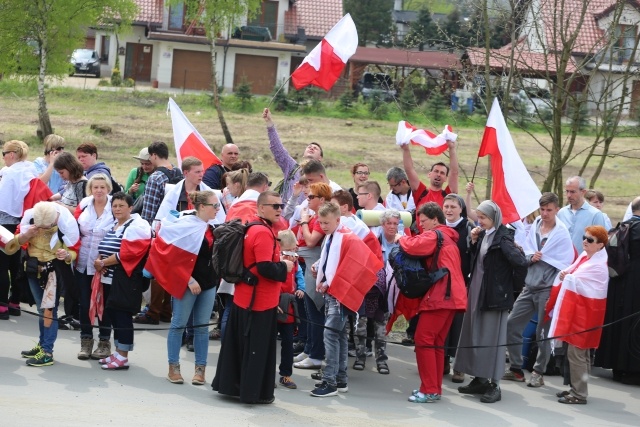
left=293, top=352, right=308, bottom=363
left=294, top=357, right=322, bottom=369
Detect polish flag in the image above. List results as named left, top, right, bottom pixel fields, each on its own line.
left=478, top=99, right=541, bottom=223
left=291, top=14, right=358, bottom=91
left=168, top=98, right=221, bottom=170
left=316, top=225, right=383, bottom=313
left=119, top=215, right=152, bottom=276
left=396, top=121, right=457, bottom=156
left=144, top=214, right=208, bottom=299
left=546, top=248, right=609, bottom=349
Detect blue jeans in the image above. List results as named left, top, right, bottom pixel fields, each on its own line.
left=77, top=270, right=112, bottom=340
left=322, top=295, right=351, bottom=387
left=168, top=287, right=216, bottom=366
left=28, top=274, right=59, bottom=354
left=303, top=293, right=325, bottom=360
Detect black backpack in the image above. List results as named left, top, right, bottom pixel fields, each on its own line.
left=156, top=166, right=184, bottom=184
left=388, top=230, right=450, bottom=299
left=606, top=220, right=638, bottom=278
left=212, top=219, right=274, bottom=284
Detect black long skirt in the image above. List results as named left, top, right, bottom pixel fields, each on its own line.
left=212, top=303, right=278, bottom=403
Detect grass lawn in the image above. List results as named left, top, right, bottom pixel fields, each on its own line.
left=0, top=80, right=637, bottom=222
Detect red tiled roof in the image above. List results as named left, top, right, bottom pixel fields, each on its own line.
left=538, top=0, right=615, bottom=55
left=465, top=47, right=578, bottom=75
left=290, top=0, right=343, bottom=39
left=134, top=0, right=163, bottom=25
left=350, top=47, right=460, bottom=70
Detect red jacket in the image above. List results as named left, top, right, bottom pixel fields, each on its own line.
left=399, top=224, right=467, bottom=313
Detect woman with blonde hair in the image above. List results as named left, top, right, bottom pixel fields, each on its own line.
left=222, top=168, right=249, bottom=211
left=75, top=173, right=114, bottom=360
left=0, top=140, right=38, bottom=319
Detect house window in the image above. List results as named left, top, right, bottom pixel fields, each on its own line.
left=248, top=0, right=278, bottom=39
left=615, top=25, right=637, bottom=63
left=169, top=3, right=185, bottom=31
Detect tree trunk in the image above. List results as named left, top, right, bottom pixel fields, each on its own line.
left=208, top=32, right=233, bottom=145
left=37, top=45, right=52, bottom=139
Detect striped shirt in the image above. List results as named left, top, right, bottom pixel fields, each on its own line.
left=98, top=218, right=132, bottom=284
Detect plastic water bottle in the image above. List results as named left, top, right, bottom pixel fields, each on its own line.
left=398, top=218, right=405, bottom=235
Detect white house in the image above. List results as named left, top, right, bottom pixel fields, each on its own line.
left=91, top=0, right=342, bottom=94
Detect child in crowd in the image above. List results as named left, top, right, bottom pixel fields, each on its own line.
left=585, top=190, right=613, bottom=230
left=310, top=203, right=383, bottom=397
left=276, top=230, right=305, bottom=390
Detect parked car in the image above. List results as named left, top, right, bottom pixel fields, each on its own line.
left=511, top=88, right=552, bottom=116
left=356, top=72, right=397, bottom=101
left=70, top=49, right=101, bottom=77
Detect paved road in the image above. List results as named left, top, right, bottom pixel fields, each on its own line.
left=1, top=305, right=638, bottom=426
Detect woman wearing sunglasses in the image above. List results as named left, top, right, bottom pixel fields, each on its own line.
left=294, top=182, right=333, bottom=370
left=155, top=190, right=221, bottom=385
left=547, top=225, right=609, bottom=405
left=1, top=140, right=39, bottom=320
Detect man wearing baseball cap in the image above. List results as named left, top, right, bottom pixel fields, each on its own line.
left=125, top=147, right=155, bottom=200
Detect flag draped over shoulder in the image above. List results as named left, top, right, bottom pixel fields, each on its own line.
left=119, top=215, right=152, bottom=276
left=144, top=214, right=208, bottom=299
left=168, top=98, right=221, bottom=170
left=396, top=121, right=457, bottom=156
left=291, top=14, right=358, bottom=91
left=316, top=225, right=383, bottom=313
left=478, top=99, right=541, bottom=223
left=546, top=248, right=609, bottom=349
left=521, top=217, right=575, bottom=271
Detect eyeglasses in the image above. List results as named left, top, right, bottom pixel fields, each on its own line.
left=357, top=192, right=370, bottom=196
left=54, top=147, right=64, bottom=151
left=307, top=195, right=320, bottom=200
left=203, top=203, right=220, bottom=209
left=262, top=203, right=285, bottom=210
left=582, top=235, right=596, bottom=244
left=354, top=171, right=370, bottom=176
left=2, top=151, right=15, bottom=156
left=389, top=181, right=403, bottom=188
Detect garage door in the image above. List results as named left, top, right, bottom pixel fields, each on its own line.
left=171, top=50, right=212, bottom=90
left=233, top=54, right=277, bottom=95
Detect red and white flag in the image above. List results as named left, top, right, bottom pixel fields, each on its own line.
left=478, top=99, right=541, bottom=223
left=546, top=248, right=609, bottom=349
left=168, top=98, right=221, bottom=170
left=396, top=121, right=457, bottom=156
left=291, top=14, right=358, bottom=91
left=316, top=225, right=383, bottom=313
left=119, top=215, right=152, bottom=276
left=144, top=214, right=207, bottom=299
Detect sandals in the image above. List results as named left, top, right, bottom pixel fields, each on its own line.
left=99, top=354, right=116, bottom=365
left=556, top=390, right=570, bottom=398
left=558, top=394, right=586, bottom=404
left=377, top=361, right=389, bottom=375
left=353, top=359, right=365, bottom=371
left=101, top=357, right=130, bottom=370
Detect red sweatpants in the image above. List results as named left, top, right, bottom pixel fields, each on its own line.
left=414, top=309, right=456, bottom=394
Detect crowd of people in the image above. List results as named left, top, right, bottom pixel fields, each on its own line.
left=1, top=107, right=639, bottom=407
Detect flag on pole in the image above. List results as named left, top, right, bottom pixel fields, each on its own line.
left=168, top=98, right=221, bottom=169
left=291, top=14, right=358, bottom=91
left=478, top=99, right=541, bottom=223
left=396, top=121, right=457, bottom=156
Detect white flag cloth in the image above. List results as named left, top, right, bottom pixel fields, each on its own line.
left=478, top=99, right=541, bottom=223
